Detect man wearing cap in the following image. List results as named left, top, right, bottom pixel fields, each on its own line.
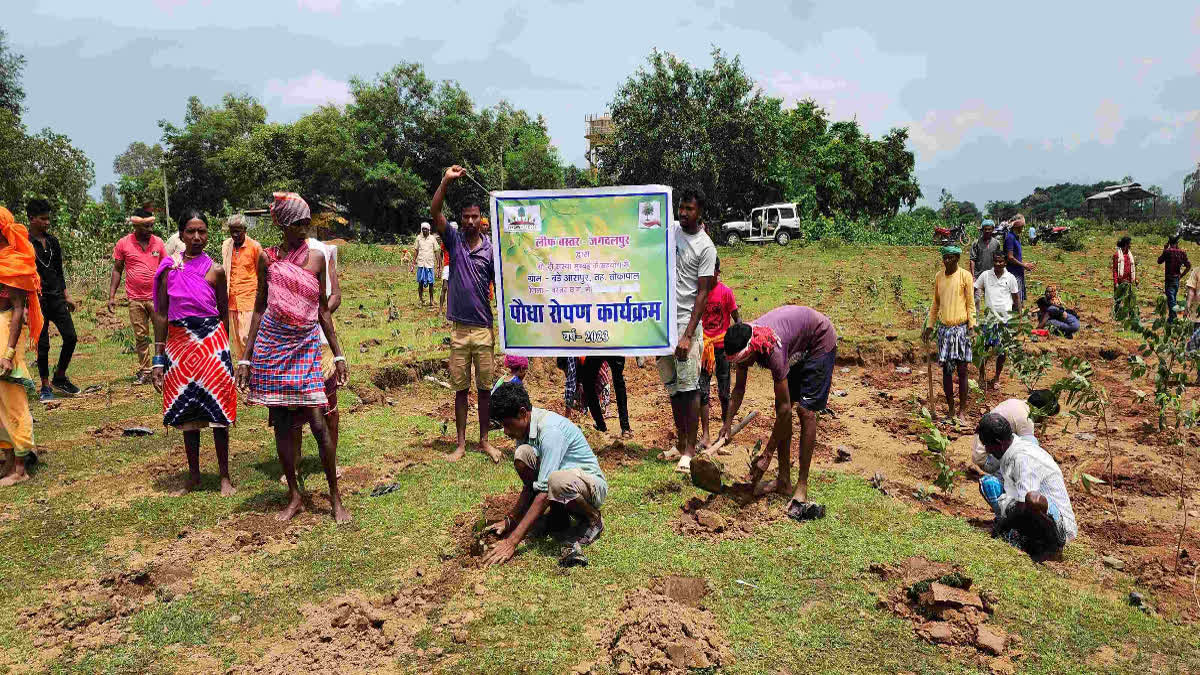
left=969, top=219, right=1003, bottom=281
left=976, top=413, right=1077, bottom=560
left=971, top=390, right=1060, bottom=476
left=922, top=246, right=976, bottom=426
left=412, top=221, right=439, bottom=307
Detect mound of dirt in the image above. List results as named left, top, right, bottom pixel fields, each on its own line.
left=651, top=575, right=710, bottom=608
left=20, top=561, right=192, bottom=652
left=449, top=492, right=521, bottom=560
left=230, top=591, right=419, bottom=674
left=872, top=557, right=1020, bottom=665
left=601, top=587, right=729, bottom=674
left=673, top=493, right=787, bottom=540
left=372, top=358, right=450, bottom=390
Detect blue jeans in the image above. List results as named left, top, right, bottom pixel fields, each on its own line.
left=1047, top=313, right=1080, bottom=338
left=1166, top=277, right=1180, bottom=322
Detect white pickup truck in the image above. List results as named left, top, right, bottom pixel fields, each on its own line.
left=718, top=203, right=802, bottom=246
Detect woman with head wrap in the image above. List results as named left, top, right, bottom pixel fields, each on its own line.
left=151, top=210, right=237, bottom=496
left=235, top=193, right=351, bottom=524
left=0, top=207, right=43, bottom=486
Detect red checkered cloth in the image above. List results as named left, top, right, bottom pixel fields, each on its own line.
left=247, top=311, right=326, bottom=408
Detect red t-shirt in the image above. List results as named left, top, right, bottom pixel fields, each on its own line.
left=702, top=282, right=738, bottom=339
left=113, top=233, right=166, bottom=301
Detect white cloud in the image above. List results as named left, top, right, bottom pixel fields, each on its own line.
left=759, top=70, right=894, bottom=126
left=1094, top=99, right=1122, bottom=144
left=264, top=71, right=352, bottom=107
left=152, top=0, right=188, bottom=12
left=298, top=0, right=341, bottom=12
left=905, top=101, right=1013, bottom=159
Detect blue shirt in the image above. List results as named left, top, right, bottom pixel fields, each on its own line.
left=1004, top=231, right=1024, bottom=283
left=525, top=408, right=608, bottom=503
left=443, top=225, right=494, bottom=327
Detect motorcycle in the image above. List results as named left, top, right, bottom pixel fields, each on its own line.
left=1039, top=223, right=1071, bottom=243
left=934, top=222, right=966, bottom=246
left=1177, top=219, right=1200, bottom=244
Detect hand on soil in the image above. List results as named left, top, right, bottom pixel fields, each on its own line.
left=483, top=539, right=517, bottom=566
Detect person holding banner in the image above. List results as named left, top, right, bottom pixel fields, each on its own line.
left=659, top=188, right=716, bottom=473
left=431, top=166, right=501, bottom=463
left=720, top=305, right=838, bottom=522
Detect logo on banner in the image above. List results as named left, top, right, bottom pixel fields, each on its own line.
left=503, top=205, right=542, bottom=233
left=638, top=201, right=661, bottom=229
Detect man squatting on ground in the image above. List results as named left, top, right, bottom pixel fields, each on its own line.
left=660, top=188, right=716, bottom=474
left=975, top=413, right=1077, bottom=560
left=26, top=198, right=80, bottom=401
left=923, top=245, right=976, bottom=425
left=431, top=166, right=501, bottom=463
left=483, top=382, right=607, bottom=567
left=720, top=305, right=838, bottom=522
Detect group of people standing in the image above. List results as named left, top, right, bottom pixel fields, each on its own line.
left=0, top=176, right=1088, bottom=566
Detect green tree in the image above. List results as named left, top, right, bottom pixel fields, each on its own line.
left=1184, top=162, right=1200, bottom=218
left=0, top=28, right=26, bottom=116
left=597, top=48, right=781, bottom=218
left=938, top=188, right=980, bottom=223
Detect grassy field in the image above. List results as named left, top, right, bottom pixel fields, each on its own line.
left=1, top=229, right=1198, bottom=674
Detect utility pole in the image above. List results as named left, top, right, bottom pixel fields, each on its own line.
left=161, top=162, right=170, bottom=225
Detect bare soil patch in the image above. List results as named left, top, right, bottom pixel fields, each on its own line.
left=673, top=493, right=788, bottom=540
left=598, top=587, right=730, bottom=674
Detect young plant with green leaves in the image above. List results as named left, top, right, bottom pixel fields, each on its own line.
left=913, top=401, right=961, bottom=493
left=1050, top=356, right=1119, bottom=528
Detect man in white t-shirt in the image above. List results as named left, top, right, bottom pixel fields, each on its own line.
left=657, top=188, right=716, bottom=473
left=974, top=251, right=1021, bottom=390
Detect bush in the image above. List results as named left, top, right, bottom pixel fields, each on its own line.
left=1055, top=229, right=1085, bottom=252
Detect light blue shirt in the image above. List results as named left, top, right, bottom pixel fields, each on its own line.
left=526, top=408, right=607, bottom=502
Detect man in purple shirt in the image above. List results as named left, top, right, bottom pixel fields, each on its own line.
left=719, top=305, right=838, bottom=522
left=432, top=165, right=501, bottom=463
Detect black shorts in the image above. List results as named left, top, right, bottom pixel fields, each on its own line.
left=786, top=348, right=837, bottom=412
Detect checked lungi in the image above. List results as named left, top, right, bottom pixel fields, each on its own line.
left=936, top=323, right=972, bottom=364
left=247, top=311, right=327, bottom=408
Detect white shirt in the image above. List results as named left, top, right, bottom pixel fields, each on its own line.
left=673, top=224, right=716, bottom=326
left=414, top=232, right=438, bottom=268
left=974, top=268, right=1020, bottom=321
left=164, top=232, right=186, bottom=257
left=307, top=238, right=337, bottom=345
left=973, top=399, right=1036, bottom=474
left=995, top=435, right=1078, bottom=542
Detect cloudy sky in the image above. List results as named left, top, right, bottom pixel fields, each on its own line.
left=7, top=0, right=1200, bottom=206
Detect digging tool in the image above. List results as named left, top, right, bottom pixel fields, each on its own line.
left=701, top=410, right=759, bottom=456
left=692, top=439, right=762, bottom=495
left=926, top=341, right=935, bottom=409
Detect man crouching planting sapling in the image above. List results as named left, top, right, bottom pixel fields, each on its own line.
left=484, top=382, right=608, bottom=567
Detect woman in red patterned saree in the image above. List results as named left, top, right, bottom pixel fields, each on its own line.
left=151, top=210, right=237, bottom=496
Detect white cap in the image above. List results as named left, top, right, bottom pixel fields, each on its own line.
left=421, top=221, right=430, bottom=230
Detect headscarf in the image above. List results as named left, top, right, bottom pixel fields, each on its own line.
left=504, top=354, right=529, bottom=370
left=1011, top=214, right=1026, bottom=228
left=980, top=219, right=995, bottom=230
left=270, top=192, right=311, bottom=228
left=420, top=222, right=431, bottom=231
left=226, top=213, right=247, bottom=228
left=0, top=207, right=44, bottom=340
left=940, top=245, right=962, bottom=256
left=728, top=324, right=781, bottom=365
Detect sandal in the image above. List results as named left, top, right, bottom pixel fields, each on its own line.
left=786, top=499, right=826, bottom=522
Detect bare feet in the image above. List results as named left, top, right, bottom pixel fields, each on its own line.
left=0, top=470, right=29, bottom=487
left=169, top=476, right=201, bottom=497
left=220, top=478, right=237, bottom=497
left=331, top=499, right=352, bottom=524
left=276, top=491, right=305, bottom=522
left=989, top=380, right=1001, bottom=391
left=446, top=445, right=466, bottom=462
left=753, top=479, right=792, bottom=498
left=953, top=415, right=968, bottom=428
left=480, top=443, right=502, bottom=463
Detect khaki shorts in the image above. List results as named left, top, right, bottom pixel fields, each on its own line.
left=449, top=322, right=494, bottom=391
left=514, top=445, right=606, bottom=508
left=657, top=323, right=703, bottom=396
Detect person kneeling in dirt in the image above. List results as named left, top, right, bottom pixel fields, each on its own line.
left=719, top=305, right=837, bottom=523
left=484, top=382, right=607, bottom=567
left=1034, top=294, right=1080, bottom=339
left=971, top=390, right=1060, bottom=476
left=976, top=413, right=1077, bottom=560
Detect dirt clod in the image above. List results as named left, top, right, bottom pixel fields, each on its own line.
left=601, top=588, right=729, bottom=674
